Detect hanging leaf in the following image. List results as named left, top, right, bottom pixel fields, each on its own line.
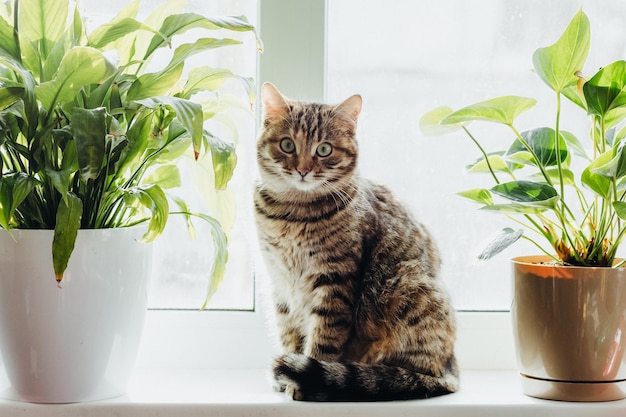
left=123, top=184, right=169, bottom=242
left=206, top=131, right=237, bottom=190
left=192, top=212, right=228, bottom=310
left=477, top=228, right=524, bottom=261
left=181, top=66, right=255, bottom=103
left=52, top=192, right=83, bottom=282
left=144, top=13, right=258, bottom=60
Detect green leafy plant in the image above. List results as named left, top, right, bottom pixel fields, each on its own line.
left=421, top=9, right=626, bottom=267
left=0, top=0, right=259, bottom=306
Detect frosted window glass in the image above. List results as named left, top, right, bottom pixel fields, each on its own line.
left=327, top=0, right=626, bottom=310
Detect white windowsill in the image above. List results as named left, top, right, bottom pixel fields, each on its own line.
left=0, top=368, right=624, bottom=416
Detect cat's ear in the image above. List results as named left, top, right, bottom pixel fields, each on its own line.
left=334, top=94, right=362, bottom=130
left=261, top=82, right=289, bottom=121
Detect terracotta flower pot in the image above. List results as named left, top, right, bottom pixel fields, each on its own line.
left=512, top=255, right=626, bottom=401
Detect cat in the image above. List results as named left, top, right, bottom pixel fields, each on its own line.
left=254, top=82, right=459, bottom=401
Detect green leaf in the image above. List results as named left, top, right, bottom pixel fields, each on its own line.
left=419, top=106, right=462, bottom=136
left=0, top=173, right=39, bottom=229
left=560, top=130, right=589, bottom=159
left=528, top=168, right=576, bottom=187
left=192, top=212, right=228, bottom=310
left=52, top=192, right=83, bottom=282
left=591, top=144, right=626, bottom=181
left=582, top=150, right=613, bottom=197
left=71, top=107, right=107, bottom=181
left=477, top=228, right=524, bottom=261
left=583, top=60, right=626, bottom=118
left=613, top=201, right=626, bottom=221
left=126, top=62, right=184, bottom=102
left=128, top=38, right=241, bottom=102
left=142, top=165, right=181, bottom=189
left=532, top=9, right=590, bottom=93
left=135, top=97, right=203, bottom=159
left=441, top=96, right=536, bottom=126
left=36, top=47, right=115, bottom=110
left=466, top=153, right=511, bottom=173
left=480, top=203, right=551, bottom=214
left=145, top=13, right=256, bottom=60
left=206, top=132, right=237, bottom=190
left=88, top=18, right=162, bottom=49
left=45, top=167, right=72, bottom=198
left=0, top=86, right=25, bottom=111
left=19, top=0, right=68, bottom=58
left=491, top=180, right=559, bottom=208
left=125, top=184, right=169, bottom=242
left=457, top=188, right=494, bottom=205
left=182, top=66, right=255, bottom=102
left=506, top=127, right=568, bottom=167
left=0, top=15, right=18, bottom=59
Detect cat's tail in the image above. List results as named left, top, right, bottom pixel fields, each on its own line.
left=273, top=353, right=459, bottom=401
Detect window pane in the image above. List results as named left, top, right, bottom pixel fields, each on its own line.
left=327, top=1, right=626, bottom=310
left=82, top=0, right=258, bottom=310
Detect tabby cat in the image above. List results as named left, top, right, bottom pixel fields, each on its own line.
left=254, top=82, right=458, bottom=401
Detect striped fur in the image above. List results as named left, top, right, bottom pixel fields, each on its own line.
left=255, top=83, right=458, bottom=401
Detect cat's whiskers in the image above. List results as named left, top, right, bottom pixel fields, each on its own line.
left=319, top=180, right=356, bottom=212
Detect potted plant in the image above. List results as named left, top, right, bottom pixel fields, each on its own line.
left=0, top=0, right=258, bottom=403
left=421, top=9, right=626, bottom=401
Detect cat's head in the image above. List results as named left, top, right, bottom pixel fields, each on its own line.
left=257, top=83, right=362, bottom=196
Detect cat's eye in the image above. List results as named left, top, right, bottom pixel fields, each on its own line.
left=279, top=138, right=296, bottom=154
left=316, top=143, right=333, bottom=157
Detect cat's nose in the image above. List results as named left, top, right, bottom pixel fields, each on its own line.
left=297, top=168, right=310, bottom=178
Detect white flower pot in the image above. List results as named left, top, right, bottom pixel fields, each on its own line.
left=0, top=227, right=152, bottom=403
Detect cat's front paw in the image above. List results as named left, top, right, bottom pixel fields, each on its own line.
left=272, top=353, right=310, bottom=401
left=272, top=379, right=286, bottom=393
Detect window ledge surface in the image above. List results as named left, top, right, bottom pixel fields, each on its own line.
left=0, top=369, right=625, bottom=417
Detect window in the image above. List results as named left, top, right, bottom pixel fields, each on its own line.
left=69, top=0, right=626, bottom=371
left=327, top=0, right=626, bottom=310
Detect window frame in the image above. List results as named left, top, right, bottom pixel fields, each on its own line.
left=135, top=0, right=515, bottom=372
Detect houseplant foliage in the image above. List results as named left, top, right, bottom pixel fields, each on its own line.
left=421, top=9, right=626, bottom=267
left=0, top=0, right=258, bottom=306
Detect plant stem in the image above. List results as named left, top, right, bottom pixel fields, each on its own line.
left=461, top=125, right=501, bottom=185
left=554, top=92, right=566, bottom=204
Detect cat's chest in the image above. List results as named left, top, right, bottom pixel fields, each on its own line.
left=259, top=220, right=326, bottom=275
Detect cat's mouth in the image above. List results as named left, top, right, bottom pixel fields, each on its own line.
left=290, top=174, right=320, bottom=191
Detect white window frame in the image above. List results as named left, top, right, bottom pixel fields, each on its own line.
left=136, top=0, right=515, bottom=372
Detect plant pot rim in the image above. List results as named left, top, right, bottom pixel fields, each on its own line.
left=512, top=255, right=625, bottom=270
